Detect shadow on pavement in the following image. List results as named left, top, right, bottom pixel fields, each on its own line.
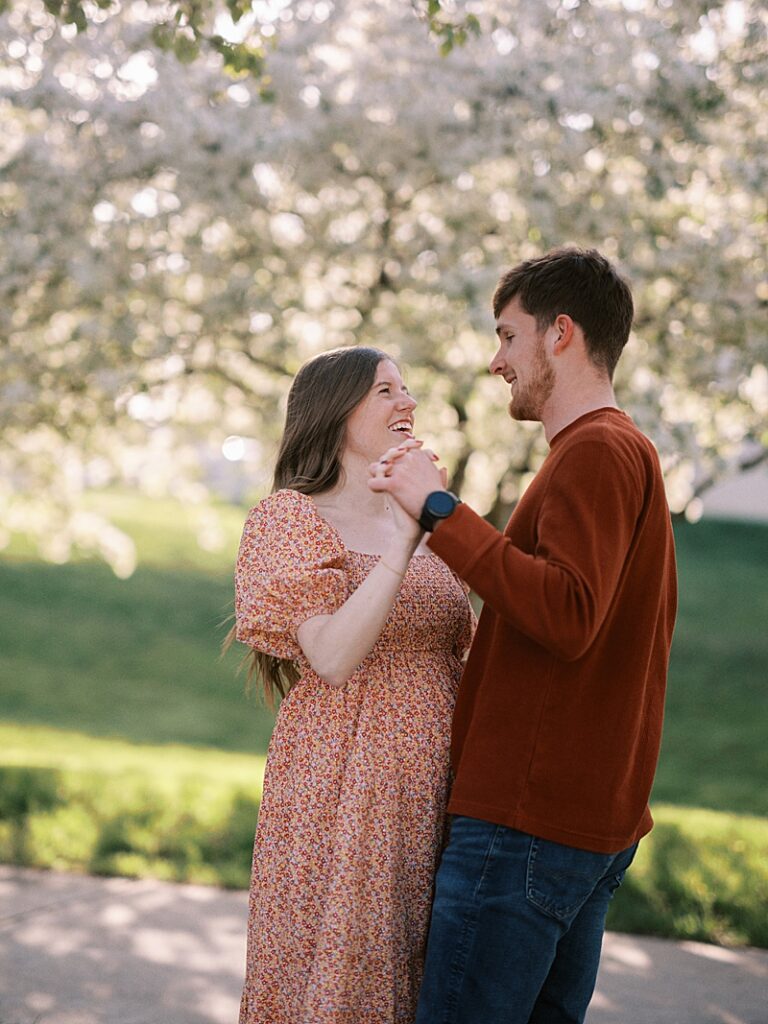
left=1, top=866, right=766, bottom=1024
left=0, top=867, right=246, bottom=1024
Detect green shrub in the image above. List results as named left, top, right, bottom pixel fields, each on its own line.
left=2, top=748, right=768, bottom=947
left=0, top=765, right=66, bottom=862
left=0, top=764, right=259, bottom=889
left=0, top=727, right=263, bottom=889
left=608, top=805, right=768, bottom=947
left=0, top=765, right=64, bottom=818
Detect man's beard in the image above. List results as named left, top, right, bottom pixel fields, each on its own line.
left=508, top=340, right=555, bottom=421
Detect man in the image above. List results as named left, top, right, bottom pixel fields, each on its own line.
left=369, top=247, right=677, bottom=1024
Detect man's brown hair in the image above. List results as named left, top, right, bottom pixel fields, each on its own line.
left=493, top=247, right=634, bottom=378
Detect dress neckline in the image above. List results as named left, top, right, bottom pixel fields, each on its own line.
left=286, top=488, right=436, bottom=560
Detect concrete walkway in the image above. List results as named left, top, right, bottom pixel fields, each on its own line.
left=1, top=865, right=766, bottom=1024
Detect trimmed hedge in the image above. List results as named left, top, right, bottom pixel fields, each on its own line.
left=606, top=805, right=768, bottom=948
left=1, top=728, right=767, bottom=948
left=0, top=726, right=264, bottom=888
left=0, top=763, right=258, bottom=888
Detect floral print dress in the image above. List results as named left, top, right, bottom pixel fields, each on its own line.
left=235, top=489, right=474, bottom=1024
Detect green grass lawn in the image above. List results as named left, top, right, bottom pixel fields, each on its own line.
left=2, top=500, right=765, bottom=813
left=0, top=558, right=276, bottom=753
left=0, top=492, right=276, bottom=754
left=651, top=518, right=768, bottom=815
left=1, top=494, right=766, bottom=945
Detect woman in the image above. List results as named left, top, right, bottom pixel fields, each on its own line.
left=234, top=346, right=474, bottom=1024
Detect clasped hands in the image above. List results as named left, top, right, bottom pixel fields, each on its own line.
left=368, top=438, right=448, bottom=523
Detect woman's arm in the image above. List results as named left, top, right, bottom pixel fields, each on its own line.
left=297, top=535, right=417, bottom=688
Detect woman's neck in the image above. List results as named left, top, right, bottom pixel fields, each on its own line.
left=316, top=454, right=390, bottom=516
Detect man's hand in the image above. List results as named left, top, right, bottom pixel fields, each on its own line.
left=369, top=439, right=447, bottom=520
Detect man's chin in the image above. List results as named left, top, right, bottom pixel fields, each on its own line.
left=508, top=401, right=536, bottom=422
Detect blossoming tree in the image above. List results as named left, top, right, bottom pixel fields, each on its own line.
left=1, top=0, right=766, bottom=571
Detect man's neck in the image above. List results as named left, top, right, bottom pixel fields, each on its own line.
left=541, top=384, right=619, bottom=444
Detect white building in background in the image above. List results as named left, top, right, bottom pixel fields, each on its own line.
left=700, top=463, right=768, bottom=522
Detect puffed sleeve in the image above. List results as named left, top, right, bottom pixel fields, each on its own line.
left=234, top=489, right=348, bottom=659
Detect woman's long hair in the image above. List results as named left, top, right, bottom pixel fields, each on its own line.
left=228, top=346, right=391, bottom=706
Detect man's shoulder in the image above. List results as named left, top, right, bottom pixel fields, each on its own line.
left=548, top=411, right=663, bottom=501
left=557, top=410, right=657, bottom=462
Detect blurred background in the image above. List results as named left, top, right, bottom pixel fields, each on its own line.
left=0, top=0, right=766, bottom=948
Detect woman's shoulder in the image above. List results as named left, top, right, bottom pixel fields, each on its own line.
left=241, top=489, right=345, bottom=559
left=250, top=488, right=316, bottom=519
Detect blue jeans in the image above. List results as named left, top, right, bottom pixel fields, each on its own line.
left=415, top=816, right=638, bottom=1024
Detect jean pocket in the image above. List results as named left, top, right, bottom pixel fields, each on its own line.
left=604, top=841, right=638, bottom=896
left=525, top=838, right=616, bottom=923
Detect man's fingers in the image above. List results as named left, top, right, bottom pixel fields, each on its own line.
left=384, top=438, right=423, bottom=461
left=368, top=474, right=392, bottom=492
left=369, top=441, right=442, bottom=498
left=376, top=447, right=406, bottom=467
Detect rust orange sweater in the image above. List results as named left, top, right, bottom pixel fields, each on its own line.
left=428, top=408, right=677, bottom=853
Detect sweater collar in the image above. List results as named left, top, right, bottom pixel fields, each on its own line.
left=549, top=407, right=630, bottom=448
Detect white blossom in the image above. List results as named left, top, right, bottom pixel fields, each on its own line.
left=1, top=0, right=766, bottom=569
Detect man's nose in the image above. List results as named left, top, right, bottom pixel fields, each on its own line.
left=489, top=348, right=505, bottom=375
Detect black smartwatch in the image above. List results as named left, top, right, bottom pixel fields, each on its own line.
left=418, top=491, right=461, bottom=533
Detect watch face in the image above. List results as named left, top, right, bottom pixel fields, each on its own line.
left=426, top=491, right=457, bottom=517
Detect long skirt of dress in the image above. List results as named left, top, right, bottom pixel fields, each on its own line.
left=239, top=625, right=464, bottom=1020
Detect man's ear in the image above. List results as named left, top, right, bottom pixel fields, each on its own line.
left=552, top=314, right=576, bottom=356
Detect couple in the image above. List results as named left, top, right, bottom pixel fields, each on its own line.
left=234, top=247, right=678, bottom=1024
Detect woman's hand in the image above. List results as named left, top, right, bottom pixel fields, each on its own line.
left=374, top=440, right=431, bottom=544
left=370, top=438, right=447, bottom=522
left=387, top=491, right=422, bottom=543
left=387, top=459, right=447, bottom=539
left=373, top=437, right=446, bottom=542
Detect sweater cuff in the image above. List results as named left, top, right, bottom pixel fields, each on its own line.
left=426, top=502, right=500, bottom=576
